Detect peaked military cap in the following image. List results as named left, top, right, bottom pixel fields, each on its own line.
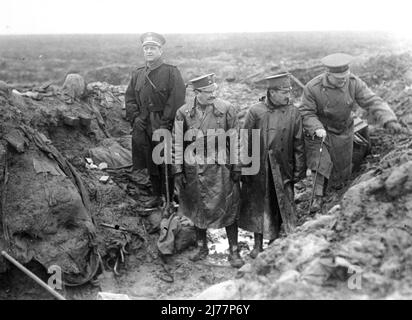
left=140, top=32, right=166, bottom=47
left=189, top=73, right=218, bottom=91
left=321, top=53, right=353, bottom=74
left=256, top=72, right=291, bottom=89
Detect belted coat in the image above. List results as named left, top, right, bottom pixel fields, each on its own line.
left=299, top=73, right=397, bottom=185
left=125, top=59, right=185, bottom=175
left=173, top=98, right=240, bottom=229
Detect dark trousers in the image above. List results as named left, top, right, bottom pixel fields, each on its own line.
left=132, top=114, right=174, bottom=200
left=314, top=173, right=328, bottom=196
left=150, top=164, right=174, bottom=200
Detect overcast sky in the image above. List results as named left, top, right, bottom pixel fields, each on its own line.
left=1, top=0, right=412, bottom=35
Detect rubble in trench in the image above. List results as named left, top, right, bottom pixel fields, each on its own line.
left=0, top=75, right=155, bottom=297
left=0, top=52, right=412, bottom=299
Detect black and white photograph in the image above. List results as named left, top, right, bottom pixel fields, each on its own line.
left=0, top=0, right=412, bottom=306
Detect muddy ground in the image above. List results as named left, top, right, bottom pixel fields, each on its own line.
left=0, top=33, right=412, bottom=300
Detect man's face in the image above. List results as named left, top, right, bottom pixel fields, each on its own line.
left=196, top=87, right=217, bottom=105
left=327, top=71, right=350, bottom=88
left=269, top=87, right=291, bottom=105
left=142, top=44, right=163, bottom=63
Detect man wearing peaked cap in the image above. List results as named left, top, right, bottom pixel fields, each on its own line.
left=140, top=32, right=166, bottom=47
left=299, top=53, right=402, bottom=212
left=239, top=72, right=306, bottom=257
left=172, top=73, right=244, bottom=268
left=256, top=72, right=292, bottom=89
left=125, top=32, right=185, bottom=208
left=188, top=73, right=218, bottom=91
left=321, top=53, right=353, bottom=74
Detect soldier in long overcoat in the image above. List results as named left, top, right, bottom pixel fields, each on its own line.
left=239, top=73, right=306, bottom=258
left=173, top=73, right=244, bottom=268
left=125, top=32, right=186, bottom=207
left=299, top=53, right=402, bottom=212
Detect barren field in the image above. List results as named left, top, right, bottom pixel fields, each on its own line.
left=0, top=32, right=412, bottom=300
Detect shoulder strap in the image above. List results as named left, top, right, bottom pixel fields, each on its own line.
left=145, top=71, right=167, bottom=100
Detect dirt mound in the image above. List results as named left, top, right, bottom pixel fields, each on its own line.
left=89, top=137, right=132, bottom=168
left=0, top=124, right=98, bottom=283
left=197, top=143, right=412, bottom=299
left=62, top=74, right=87, bottom=99
left=0, top=74, right=150, bottom=286
left=351, top=53, right=412, bottom=87
left=84, top=65, right=133, bottom=86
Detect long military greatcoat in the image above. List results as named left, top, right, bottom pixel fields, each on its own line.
left=173, top=98, right=240, bottom=229
left=299, top=73, right=397, bottom=185
left=239, top=98, right=305, bottom=240
left=125, top=58, right=185, bottom=175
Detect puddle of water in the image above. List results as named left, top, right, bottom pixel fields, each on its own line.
left=207, top=229, right=270, bottom=255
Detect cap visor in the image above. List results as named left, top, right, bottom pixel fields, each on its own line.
left=329, top=70, right=350, bottom=78
left=142, top=41, right=162, bottom=47
left=195, top=83, right=218, bottom=91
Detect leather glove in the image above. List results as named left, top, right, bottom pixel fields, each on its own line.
left=230, top=171, right=241, bottom=183
left=385, top=121, right=402, bottom=134
left=315, top=128, right=327, bottom=139
left=174, top=172, right=186, bottom=190
left=133, top=116, right=146, bottom=131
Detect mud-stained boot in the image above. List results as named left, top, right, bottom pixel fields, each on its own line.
left=189, top=245, right=209, bottom=261
left=189, top=228, right=208, bottom=262
left=310, top=196, right=323, bottom=213
left=226, top=223, right=245, bottom=268
left=228, top=245, right=244, bottom=268
left=249, top=233, right=263, bottom=259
